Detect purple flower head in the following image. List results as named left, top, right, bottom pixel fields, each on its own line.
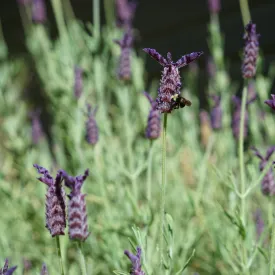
left=231, top=95, right=256, bottom=140
left=143, top=48, right=203, bottom=113
left=265, top=94, right=275, bottom=111
left=29, top=109, right=44, bottom=144
left=40, top=263, right=49, bottom=275
left=23, top=258, right=32, bottom=273
left=144, top=92, right=161, bottom=140
left=74, top=66, right=83, bottom=99
left=209, top=95, right=222, bottom=129
left=124, top=247, right=145, bottom=275
left=253, top=209, right=264, bottom=240
left=85, top=104, right=99, bottom=145
left=242, top=21, right=260, bottom=79
left=33, top=164, right=66, bottom=237
left=251, top=146, right=275, bottom=196
left=208, top=0, right=221, bottom=14
left=114, top=29, right=134, bottom=80
left=115, top=0, right=137, bottom=28
left=62, top=169, right=90, bottom=241
left=32, top=0, right=47, bottom=24
left=0, top=259, right=17, bottom=275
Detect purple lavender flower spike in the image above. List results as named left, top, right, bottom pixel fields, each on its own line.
left=242, top=21, right=260, bottom=79
left=253, top=209, right=264, bottom=240
left=86, top=104, right=99, bottom=145
left=115, top=0, right=137, bottom=28
left=143, top=48, right=203, bottom=113
left=115, top=30, right=134, bottom=80
left=33, top=164, right=66, bottom=237
left=209, top=95, right=222, bottom=129
left=174, top=51, right=204, bottom=69
left=62, top=170, right=90, bottom=241
left=251, top=146, right=275, bottom=196
left=265, top=94, right=275, bottom=111
left=74, top=66, right=83, bottom=99
left=40, top=263, right=49, bottom=275
left=32, top=0, right=47, bottom=24
left=124, top=247, right=145, bottom=275
left=23, top=258, right=32, bottom=273
left=208, top=0, right=221, bottom=14
left=29, top=109, right=44, bottom=144
left=144, top=92, right=161, bottom=139
left=0, top=259, right=17, bottom=275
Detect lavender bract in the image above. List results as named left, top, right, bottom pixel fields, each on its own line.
left=209, top=95, right=222, bottom=129
left=144, top=92, right=161, bottom=140
left=62, top=170, right=90, bottom=241
left=0, top=259, right=17, bottom=275
left=143, top=48, right=203, bottom=113
left=85, top=104, right=99, bottom=145
left=252, top=146, right=275, bottom=196
left=242, top=21, right=260, bottom=79
left=265, top=94, right=275, bottom=111
left=124, top=247, right=145, bottom=275
left=115, top=30, right=133, bottom=81
left=74, top=66, right=83, bottom=99
left=33, top=164, right=66, bottom=237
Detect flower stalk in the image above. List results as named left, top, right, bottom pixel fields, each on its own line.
left=159, top=113, right=168, bottom=271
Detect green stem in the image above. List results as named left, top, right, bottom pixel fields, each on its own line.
left=239, top=0, right=251, bottom=26
left=56, top=236, right=65, bottom=275
left=51, top=0, right=67, bottom=37
left=270, top=198, right=275, bottom=275
left=93, top=0, right=100, bottom=38
left=77, top=242, right=88, bottom=275
left=239, top=81, right=248, bottom=274
left=159, top=113, right=168, bottom=272
left=146, top=140, right=154, bottom=202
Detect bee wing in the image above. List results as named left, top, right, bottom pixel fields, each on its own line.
left=143, top=48, right=168, bottom=66
left=174, top=51, right=203, bottom=68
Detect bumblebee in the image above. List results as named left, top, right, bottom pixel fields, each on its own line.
left=171, top=94, right=192, bottom=109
